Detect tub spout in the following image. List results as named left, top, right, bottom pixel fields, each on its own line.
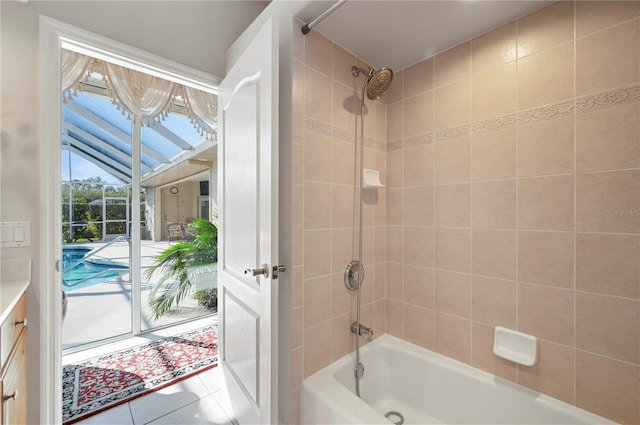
left=351, top=322, right=374, bottom=341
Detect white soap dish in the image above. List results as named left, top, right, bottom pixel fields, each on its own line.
left=363, top=169, right=384, bottom=189
left=493, top=326, right=538, bottom=366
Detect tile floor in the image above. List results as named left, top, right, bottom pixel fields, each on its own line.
left=66, top=318, right=235, bottom=425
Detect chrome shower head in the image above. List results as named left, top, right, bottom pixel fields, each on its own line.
left=352, top=66, right=394, bottom=100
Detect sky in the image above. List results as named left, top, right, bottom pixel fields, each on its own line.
left=61, top=150, right=121, bottom=184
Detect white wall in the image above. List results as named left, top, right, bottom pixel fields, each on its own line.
left=0, top=2, right=265, bottom=423
left=1, top=5, right=44, bottom=422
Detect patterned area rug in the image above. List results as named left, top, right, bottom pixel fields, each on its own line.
left=62, top=325, right=218, bottom=424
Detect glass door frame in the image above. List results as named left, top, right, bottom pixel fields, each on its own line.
left=57, top=47, right=219, bottom=355
left=40, top=17, right=221, bottom=423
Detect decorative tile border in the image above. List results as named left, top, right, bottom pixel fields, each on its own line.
left=305, top=117, right=385, bottom=152
left=363, top=136, right=376, bottom=149
left=467, top=86, right=640, bottom=133
left=305, top=117, right=332, bottom=138
left=434, top=125, right=470, bottom=142
left=404, top=133, right=433, bottom=148
left=471, top=114, right=516, bottom=135
left=306, top=86, right=640, bottom=156
left=305, top=116, right=388, bottom=152
left=576, top=84, right=640, bottom=114
left=517, top=100, right=574, bottom=125
left=332, top=126, right=356, bottom=143
left=386, top=140, right=404, bottom=152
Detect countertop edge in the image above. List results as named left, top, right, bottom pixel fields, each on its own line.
left=1, top=280, right=30, bottom=324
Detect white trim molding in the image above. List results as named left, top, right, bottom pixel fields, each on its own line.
left=39, top=16, right=63, bottom=424
left=38, top=15, right=220, bottom=424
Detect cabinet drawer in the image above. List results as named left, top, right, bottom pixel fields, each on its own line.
left=0, top=293, right=26, bottom=369
left=2, top=331, right=27, bottom=425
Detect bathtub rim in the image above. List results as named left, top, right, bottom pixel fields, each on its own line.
left=301, top=333, right=617, bottom=425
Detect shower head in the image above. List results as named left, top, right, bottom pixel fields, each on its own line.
left=352, top=66, right=394, bottom=100
left=366, top=68, right=393, bottom=99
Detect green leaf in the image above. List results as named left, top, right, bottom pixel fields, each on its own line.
left=146, top=219, right=218, bottom=318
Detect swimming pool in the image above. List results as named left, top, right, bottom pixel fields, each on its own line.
left=62, top=248, right=129, bottom=291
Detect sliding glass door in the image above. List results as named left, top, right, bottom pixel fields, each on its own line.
left=61, top=171, right=132, bottom=350
left=60, top=48, right=218, bottom=353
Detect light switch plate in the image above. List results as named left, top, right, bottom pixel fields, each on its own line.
left=0, top=222, right=31, bottom=248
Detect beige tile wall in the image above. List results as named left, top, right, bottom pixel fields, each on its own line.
left=291, top=2, right=639, bottom=424
left=384, top=2, right=639, bottom=424
left=290, top=25, right=388, bottom=424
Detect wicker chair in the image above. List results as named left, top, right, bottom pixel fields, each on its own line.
left=166, top=222, right=186, bottom=243
left=166, top=222, right=196, bottom=243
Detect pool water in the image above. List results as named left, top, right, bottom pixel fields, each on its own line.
left=62, top=248, right=129, bottom=291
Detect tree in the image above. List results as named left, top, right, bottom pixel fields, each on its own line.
left=144, top=219, right=218, bottom=318
left=62, top=177, right=138, bottom=242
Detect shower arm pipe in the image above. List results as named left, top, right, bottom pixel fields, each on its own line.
left=301, top=0, right=348, bottom=34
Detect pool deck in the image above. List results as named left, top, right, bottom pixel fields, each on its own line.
left=64, top=239, right=174, bottom=269
left=62, top=240, right=217, bottom=353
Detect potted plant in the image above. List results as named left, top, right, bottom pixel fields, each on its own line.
left=144, top=218, right=217, bottom=319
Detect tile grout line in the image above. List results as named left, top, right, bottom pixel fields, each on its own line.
left=300, top=33, right=306, bottom=389
left=514, top=13, right=521, bottom=386
left=572, top=0, right=578, bottom=406
left=468, top=39, right=475, bottom=365
left=431, top=57, right=437, bottom=350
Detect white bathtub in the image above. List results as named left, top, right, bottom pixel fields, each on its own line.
left=301, top=335, right=615, bottom=424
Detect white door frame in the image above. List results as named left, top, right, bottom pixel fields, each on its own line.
left=39, top=16, right=219, bottom=424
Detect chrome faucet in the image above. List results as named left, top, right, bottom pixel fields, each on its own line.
left=351, top=322, right=374, bottom=341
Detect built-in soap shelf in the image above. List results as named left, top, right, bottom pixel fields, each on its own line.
left=493, top=326, right=538, bottom=366
left=363, top=169, right=384, bottom=189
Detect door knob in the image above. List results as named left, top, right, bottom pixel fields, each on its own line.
left=244, top=264, right=269, bottom=278
left=3, top=390, right=18, bottom=402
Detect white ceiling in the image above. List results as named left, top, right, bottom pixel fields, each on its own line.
left=31, top=0, right=270, bottom=77
left=297, top=1, right=553, bottom=71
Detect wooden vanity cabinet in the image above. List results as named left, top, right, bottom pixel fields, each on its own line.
left=0, top=292, right=27, bottom=425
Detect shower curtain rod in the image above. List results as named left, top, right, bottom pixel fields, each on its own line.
left=301, top=0, right=348, bottom=34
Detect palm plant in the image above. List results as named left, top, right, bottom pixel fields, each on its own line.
left=145, top=218, right=217, bottom=319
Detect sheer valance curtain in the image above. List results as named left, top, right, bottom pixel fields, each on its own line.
left=61, top=49, right=217, bottom=139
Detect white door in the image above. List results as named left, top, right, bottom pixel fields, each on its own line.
left=218, top=17, right=279, bottom=425
left=161, top=195, right=179, bottom=239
